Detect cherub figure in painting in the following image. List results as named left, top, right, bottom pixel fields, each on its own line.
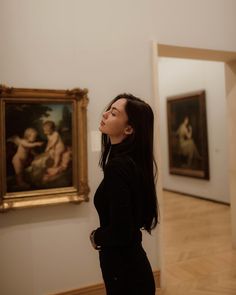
left=10, top=128, right=43, bottom=187
left=43, top=120, right=65, bottom=168
left=42, top=146, right=72, bottom=183
left=26, top=121, right=71, bottom=186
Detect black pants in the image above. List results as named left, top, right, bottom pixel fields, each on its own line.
left=99, top=244, right=156, bottom=295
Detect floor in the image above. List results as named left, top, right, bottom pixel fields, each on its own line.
left=158, top=191, right=236, bottom=295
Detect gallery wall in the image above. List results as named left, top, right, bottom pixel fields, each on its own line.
left=158, top=58, right=229, bottom=203
left=0, top=1, right=160, bottom=295
left=0, top=0, right=236, bottom=294
left=156, top=0, right=236, bottom=50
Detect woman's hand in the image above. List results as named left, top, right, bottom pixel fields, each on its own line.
left=90, top=230, right=101, bottom=250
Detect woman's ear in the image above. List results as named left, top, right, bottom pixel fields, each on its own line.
left=124, top=125, right=133, bottom=135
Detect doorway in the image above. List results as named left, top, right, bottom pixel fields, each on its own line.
left=158, top=57, right=229, bottom=203
left=153, top=43, right=236, bottom=247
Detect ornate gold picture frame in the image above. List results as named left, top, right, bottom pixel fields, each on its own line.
left=0, top=85, right=89, bottom=212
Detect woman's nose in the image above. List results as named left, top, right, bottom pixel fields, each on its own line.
left=103, top=111, right=109, bottom=119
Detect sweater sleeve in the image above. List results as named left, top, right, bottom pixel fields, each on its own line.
left=94, top=159, right=138, bottom=247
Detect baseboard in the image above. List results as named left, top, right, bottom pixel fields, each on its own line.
left=51, top=270, right=160, bottom=295
left=51, top=283, right=105, bottom=295
left=163, top=188, right=230, bottom=205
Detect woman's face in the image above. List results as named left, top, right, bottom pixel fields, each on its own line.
left=99, top=98, right=133, bottom=144
left=184, top=117, right=189, bottom=125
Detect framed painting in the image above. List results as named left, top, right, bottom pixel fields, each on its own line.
left=167, top=90, right=209, bottom=179
left=0, top=85, right=89, bottom=212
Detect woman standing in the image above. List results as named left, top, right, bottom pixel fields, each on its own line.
left=90, top=94, right=159, bottom=295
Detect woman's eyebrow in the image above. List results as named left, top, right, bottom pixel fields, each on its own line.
left=111, top=106, right=120, bottom=113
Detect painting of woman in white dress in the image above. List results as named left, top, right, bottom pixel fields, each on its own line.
left=167, top=90, right=209, bottom=179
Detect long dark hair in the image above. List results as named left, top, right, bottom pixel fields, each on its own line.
left=99, top=93, right=159, bottom=233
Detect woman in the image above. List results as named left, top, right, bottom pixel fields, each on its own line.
left=90, top=94, right=159, bottom=295
left=176, top=116, right=201, bottom=167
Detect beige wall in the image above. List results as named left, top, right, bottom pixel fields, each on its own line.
left=225, top=61, right=236, bottom=247
left=156, top=0, right=236, bottom=50
left=0, top=1, right=161, bottom=295
left=1, top=0, right=236, bottom=294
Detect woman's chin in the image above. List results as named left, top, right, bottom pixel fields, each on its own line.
left=99, top=125, right=106, bottom=133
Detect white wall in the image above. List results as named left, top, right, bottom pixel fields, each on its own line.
left=0, top=1, right=160, bottom=295
left=156, top=0, right=236, bottom=51
left=158, top=58, right=229, bottom=203
left=1, top=0, right=236, bottom=294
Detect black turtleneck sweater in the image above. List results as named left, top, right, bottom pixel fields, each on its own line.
left=93, top=144, right=144, bottom=248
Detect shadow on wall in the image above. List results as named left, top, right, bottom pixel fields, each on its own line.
left=0, top=201, right=89, bottom=228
